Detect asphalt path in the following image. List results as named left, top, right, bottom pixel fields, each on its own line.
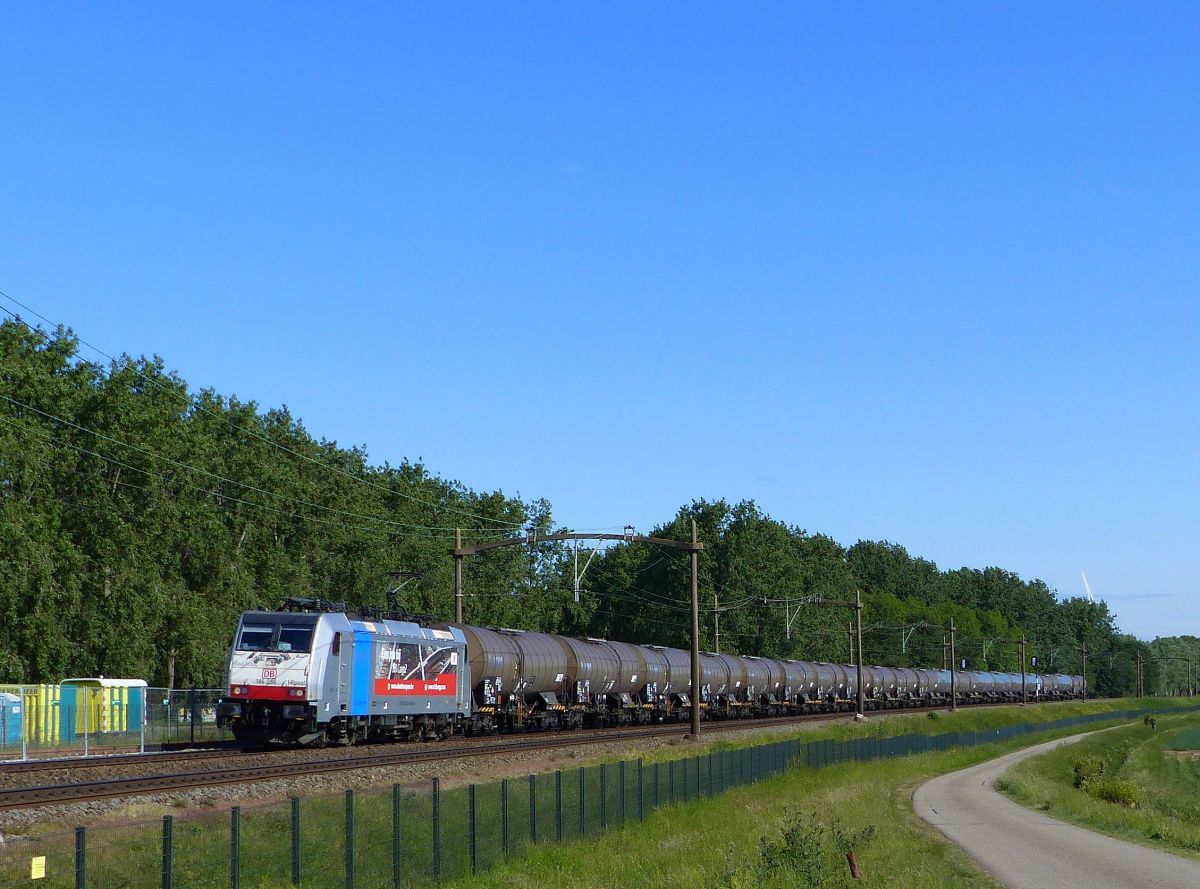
left=913, top=729, right=1200, bottom=889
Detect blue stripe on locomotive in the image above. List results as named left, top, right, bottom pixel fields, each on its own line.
left=351, top=629, right=373, bottom=716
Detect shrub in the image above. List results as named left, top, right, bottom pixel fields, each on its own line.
left=1073, top=756, right=1106, bottom=789
left=1089, top=778, right=1140, bottom=807
left=711, top=810, right=876, bottom=888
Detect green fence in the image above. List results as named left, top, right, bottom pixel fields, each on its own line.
left=0, top=706, right=1185, bottom=888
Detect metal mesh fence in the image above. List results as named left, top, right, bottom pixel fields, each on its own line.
left=0, top=687, right=231, bottom=760
left=1, top=705, right=1191, bottom=888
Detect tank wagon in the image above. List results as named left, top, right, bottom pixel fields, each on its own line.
left=216, top=602, right=1083, bottom=747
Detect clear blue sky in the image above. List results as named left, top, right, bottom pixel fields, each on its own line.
left=2, top=5, right=1197, bottom=640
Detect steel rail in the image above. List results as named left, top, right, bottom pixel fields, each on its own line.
left=0, top=705, right=872, bottom=778
left=0, top=728, right=672, bottom=809
left=0, top=700, right=1041, bottom=810
left=0, top=744, right=245, bottom=775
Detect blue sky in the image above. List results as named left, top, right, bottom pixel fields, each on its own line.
left=2, top=5, right=1197, bottom=639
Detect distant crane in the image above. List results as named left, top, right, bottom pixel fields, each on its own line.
left=1081, top=571, right=1096, bottom=603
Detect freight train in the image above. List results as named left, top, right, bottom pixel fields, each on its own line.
left=215, top=600, right=1083, bottom=747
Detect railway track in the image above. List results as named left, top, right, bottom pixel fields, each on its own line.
left=0, top=709, right=844, bottom=776
left=0, top=723, right=682, bottom=777
left=0, top=727, right=681, bottom=809
left=0, top=743, right=244, bottom=775
left=0, top=710, right=870, bottom=809
left=0, top=700, right=1037, bottom=810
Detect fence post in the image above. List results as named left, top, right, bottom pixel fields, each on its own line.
left=668, top=759, right=674, bottom=801
left=189, top=688, right=197, bottom=745
left=230, top=807, right=240, bottom=889
left=75, top=826, right=86, bottom=889
left=694, top=754, right=700, bottom=796
left=529, top=773, right=537, bottom=843
left=432, top=778, right=441, bottom=881
left=708, top=752, right=713, bottom=795
left=344, top=790, right=355, bottom=889
left=619, top=761, right=626, bottom=824
left=555, top=770, right=563, bottom=841
left=576, top=767, right=585, bottom=835
left=20, top=684, right=27, bottom=762
left=469, top=784, right=477, bottom=875
left=391, top=785, right=401, bottom=889
left=501, top=778, right=510, bottom=854
left=637, top=759, right=644, bottom=821
left=162, top=816, right=173, bottom=889
left=292, top=797, right=301, bottom=887
left=599, top=763, right=607, bottom=830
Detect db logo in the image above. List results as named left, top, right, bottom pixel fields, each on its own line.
left=262, top=668, right=278, bottom=680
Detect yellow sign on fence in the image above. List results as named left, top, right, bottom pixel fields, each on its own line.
left=30, top=856, right=46, bottom=879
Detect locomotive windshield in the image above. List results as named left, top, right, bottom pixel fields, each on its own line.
left=238, top=622, right=314, bottom=653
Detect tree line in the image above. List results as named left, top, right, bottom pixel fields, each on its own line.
left=1146, top=635, right=1199, bottom=696
left=0, top=320, right=1157, bottom=695
left=570, top=500, right=1153, bottom=697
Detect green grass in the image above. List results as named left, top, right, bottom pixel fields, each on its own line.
left=1, top=699, right=1194, bottom=889
left=447, top=710, right=1186, bottom=889
left=1168, top=723, right=1200, bottom=751
left=444, top=749, right=992, bottom=888
left=997, top=711, right=1200, bottom=860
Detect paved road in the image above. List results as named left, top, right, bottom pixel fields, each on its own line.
left=913, top=730, right=1200, bottom=889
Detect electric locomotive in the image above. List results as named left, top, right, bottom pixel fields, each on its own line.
left=216, top=599, right=469, bottom=746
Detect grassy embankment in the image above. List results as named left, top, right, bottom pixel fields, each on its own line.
left=996, top=707, right=1200, bottom=861
left=2, top=699, right=1191, bottom=889
left=451, top=699, right=1193, bottom=889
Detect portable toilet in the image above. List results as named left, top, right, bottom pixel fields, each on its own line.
left=0, top=692, right=21, bottom=747
left=59, top=678, right=147, bottom=735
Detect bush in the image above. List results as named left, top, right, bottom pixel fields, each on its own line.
left=1089, top=778, right=1140, bottom=807
left=1073, top=756, right=1106, bottom=789
left=711, top=810, right=876, bottom=888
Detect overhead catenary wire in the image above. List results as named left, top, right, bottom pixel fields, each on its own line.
left=0, top=393, right=518, bottom=539
left=0, top=291, right=524, bottom=529
left=0, top=414, right=510, bottom=545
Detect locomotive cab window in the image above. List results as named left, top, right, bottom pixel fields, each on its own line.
left=237, top=623, right=315, bottom=653
left=238, top=623, right=275, bottom=651
left=277, top=625, right=314, bottom=652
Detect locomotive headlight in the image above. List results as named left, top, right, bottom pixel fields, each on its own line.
left=234, top=686, right=247, bottom=695
left=289, top=689, right=305, bottom=698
